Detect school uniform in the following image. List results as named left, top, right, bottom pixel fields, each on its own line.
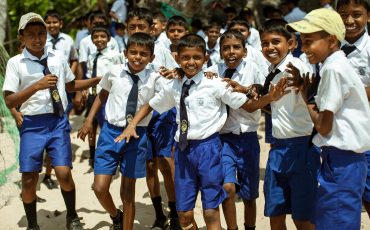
left=263, top=54, right=318, bottom=221
left=3, top=48, right=75, bottom=172
left=156, top=32, right=171, bottom=49
left=207, top=60, right=265, bottom=201
left=85, top=48, right=124, bottom=126
left=94, top=63, right=163, bottom=178
left=246, top=27, right=262, bottom=51
left=151, top=41, right=178, bottom=71
left=114, top=34, right=128, bottom=53
left=244, top=44, right=269, bottom=77
left=74, top=28, right=89, bottom=51
left=78, top=35, right=119, bottom=64
left=203, top=40, right=221, bottom=69
left=149, top=71, right=247, bottom=211
left=341, top=32, right=370, bottom=204
left=312, top=50, right=370, bottom=230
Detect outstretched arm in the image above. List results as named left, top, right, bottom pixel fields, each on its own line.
left=114, top=103, right=153, bottom=143
left=65, top=77, right=101, bottom=92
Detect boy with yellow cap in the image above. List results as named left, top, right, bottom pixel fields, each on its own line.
left=287, top=8, right=370, bottom=230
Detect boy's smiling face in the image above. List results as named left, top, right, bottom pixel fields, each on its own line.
left=176, top=46, right=207, bottom=78
left=45, top=16, right=62, bottom=38
left=92, top=31, right=109, bottom=51
left=20, top=24, right=47, bottom=58
left=124, top=43, right=154, bottom=74
left=220, top=37, right=246, bottom=69
left=301, top=31, right=338, bottom=64
left=127, top=17, right=152, bottom=36
left=261, top=32, right=293, bottom=65
left=337, top=1, right=370, bottom=43
left=167, top=24, right=187, bottom=46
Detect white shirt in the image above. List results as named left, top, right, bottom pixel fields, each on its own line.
left=203, top=41, right=221, bottom=69
left=86, top=48, right=124, bottom=94
left=156, top=32, right=171, bottom=49
left=3, top=48, right=75, bottom=116
left=74, top=28, right=89, bottom=50
left=313, top=51, right=370, bottom=153
left=114, top=34, right=128, bottom=53
left=78, top=35, right=119, bottom=63
left=110, top=0, right=128, bottom=22
left=283, top=7, right=306, bottom=23
left=206, top=60, right=265, bottom=134
left=46, top=32, right=78, bottom=63
left=342, top=33, right=370, bottom=87
left=99, top=63, right=164, bottom=127
left=247, top=27, right=261, bottom=51
left=245, top=44, right=270, bottom=77
left=152, top=42, right=178, bottom=71
left=270, top=54, right=314, bottom=139
left=149, top=71, right=248, bottom=141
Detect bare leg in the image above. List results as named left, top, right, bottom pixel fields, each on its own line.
left=178, top=210, right=197, bottom=230
left=293, top=219, right=315, bottom=230
left=270, top=215, right=287, bottom=230
left=203, top=208, right=222, bottom=230
left=93, top=174, right=117, bottom=216
left=222, top=183, right=237, bottom=229
left=243, top=199, right=256, bottom=228
left=121, top=176, right=136, bottom=230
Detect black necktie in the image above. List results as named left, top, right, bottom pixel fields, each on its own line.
left=51, top=37, right=61, bottom=50
left=179, top=80, right=195, bottom=152
left=33, top=58, right=64, bottom=117
left=206, top=49, right=215, bottom=67
left=91, top=52, right=102, bottom=96
left=307, top=63, right=321, bottom=104
left=224, top=68, right=236, bottom=115
left=341, top=45, right=356, bottom=56
left=262, top=69, right=281, bottom=95
left=125, top=71, right=140, bottom=126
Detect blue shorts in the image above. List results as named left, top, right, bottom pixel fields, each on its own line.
left=94, top=123, right=148, bottom=178
left=19, top=114, right=72, bottom=173
left=175, top=133, right=227, bottom=211
left=315, top=147, right=367, bottom=230
left=147, top=109, right=176, bottom=160
left=85, top=94, right=106, bottom=127
left=221, top=132, right=260, bottom=200
left=264, top=113, right=275, bottom=144
left=264, top=136, right=318, bottom=220
left=364, top=151, right=370, bottom=202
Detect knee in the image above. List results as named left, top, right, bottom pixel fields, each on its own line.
left=243, top=199, right=256, bottom=207
left=22, top=173, right=38, bottom=189
left=203, top=209, right=219, bottom=225
left=223, top=183, right=236, bottom=197
left=94, top=183, right=109, bottom=198
left=158, top=159, right=172, bottom=176
left=146, top=160, right=157, bottom=177
left=178, top=212, right=193, bottom=228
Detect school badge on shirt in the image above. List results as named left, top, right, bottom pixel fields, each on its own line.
left=181, top=120, right=188, bottom=134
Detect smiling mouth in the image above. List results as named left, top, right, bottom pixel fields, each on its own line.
left=267, top=52, right=278, bottom=58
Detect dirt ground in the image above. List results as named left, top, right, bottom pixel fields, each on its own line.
left=0, top=114, right=369, bottom=229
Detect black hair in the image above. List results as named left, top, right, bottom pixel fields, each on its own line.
left=166, top=15, right=188, bottom=31
left=191, top=19, right=203, bottom=30
left=177, top=34, right=206, bottom=54
left=126, top=32, right=155, bottom=55
left=224, top=6, right=238, bottom=14
left=115, top=22, right=125, bottom=30
left=126, top=7, right=153, bottom=26
left=19, top=21, right=46, bottom=35
left=286, top=0, right=300, bottom=5
left=337, top=0, right=370, bottom=11
left=44, top=10, right=62, bottom=21
left=219, top=30, right=246, bottom=48
left=91, top=26, right=111, bottom=38
left=206, top=21, right=222, bottom=32
left=228, top=17, right=250, bottom=30
left=89, top=12, right=108, bottom=25
left=153, top=12, right=167, bottom=23
left=260, top=19, right=292, bottom=40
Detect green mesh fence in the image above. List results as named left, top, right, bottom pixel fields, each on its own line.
left=0, top=45, right=19, bottom=186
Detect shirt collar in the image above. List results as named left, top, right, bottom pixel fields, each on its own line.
left=342, top=31, right=369, bottom=51
left=124, top=62, right=148, bottom=82
left=321, top=50, right=345, bottom=71
left=220, top=60, right=245, bottom=77
left=47, top=33, right=64, bottom=42
left=182, top=70, right=204, bottom=85
left=269, top=53, right=293, bottom=73
left=21, top=47, right=55, bottom=61
left=96, top=47, right=109, bottom=55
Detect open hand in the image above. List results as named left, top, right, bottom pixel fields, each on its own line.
left=159, top=67, right=184, bottom=80
left=77, top=120, right=93, bottom=141
left=269, top=77, right=289, bottom=101
left=114, top=125, right=139, bottom=143
left=286, top=62, right=303, bottom=89
left=223, top=78, right=248, bottom=94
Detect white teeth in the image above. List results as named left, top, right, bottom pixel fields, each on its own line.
left=268, top=53, right=278, bottom=58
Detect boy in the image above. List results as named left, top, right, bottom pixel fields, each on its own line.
left=77, top=32, right=163, bottom=230
left=153, top=12, right=171, bottom=48
left=206, top=30, right=265, bottom=230
left=3, top=12, right=101, bottom=230
left=166, top=15, right=188, bottom=58
left=115, top=34, right=286, bottom=230
left=287, top=8, right=370, bottom=229
left=114, top=22, right=128, bottom=53
left=259, top=19, right=317, bottom=230
left=43, top=9, right=79, bottom=189
left=204, top=21, right=221, bottom=68
left=85, top=26, right=124, bottom=169
left=336, top=0, right=370, bottom=217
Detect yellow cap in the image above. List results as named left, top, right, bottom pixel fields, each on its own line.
left=18, top=12, right=46, bottom=33
left=287, top=8, right=345, bottom=41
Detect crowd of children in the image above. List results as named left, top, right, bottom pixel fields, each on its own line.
left=2, top=0, right=370, bottom=230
